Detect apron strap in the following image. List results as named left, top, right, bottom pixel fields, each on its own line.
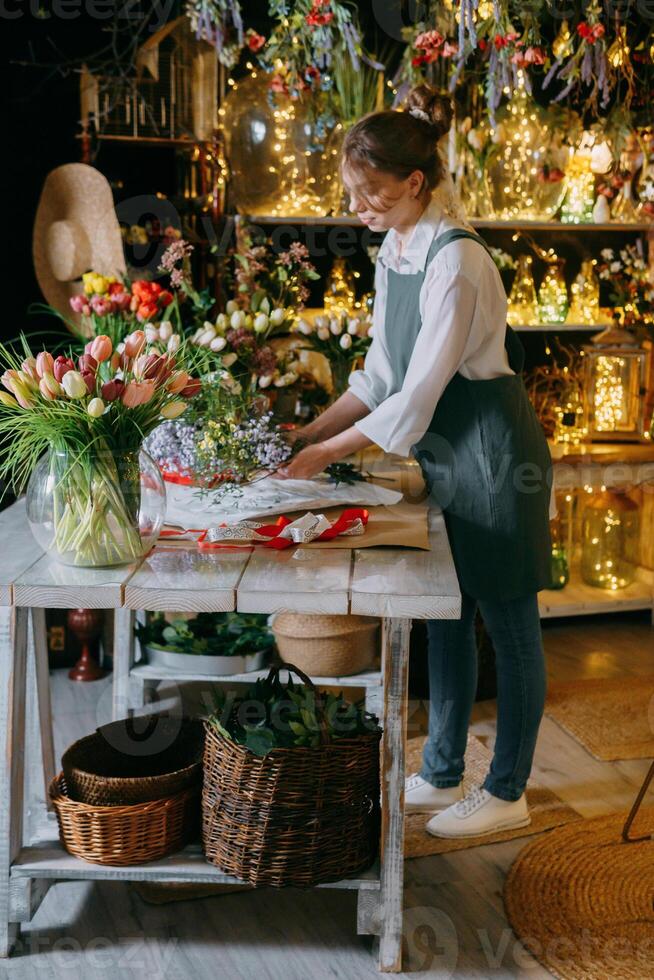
left=424, top=228, right=495, bottom=266
left=425, top=227, right=526, bottom=374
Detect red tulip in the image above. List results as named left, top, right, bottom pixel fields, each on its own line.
left=180, top=377, right=202, bottom=399
left=136, top=302, right=159, bottom=323
left=159, top=290, right=173, bottom=308
left=78, top=354, right=97, bottom=375
left=101, top=378, right=125, bottom=402
left=53, top=356, right=75, bottom=384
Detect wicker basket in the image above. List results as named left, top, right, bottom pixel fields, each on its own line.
left=50, top=774, right=199, bottom=866
left=202, top=664, right=381, bottom=887
left=272, top=613, right=379, bottom=677
left=62, top=717, right=204, bottom=806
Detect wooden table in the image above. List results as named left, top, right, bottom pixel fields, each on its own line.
left=0, top=497, right=461, bottom=972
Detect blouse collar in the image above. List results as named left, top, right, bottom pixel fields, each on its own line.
left=377, top=196, right=445, bottom=274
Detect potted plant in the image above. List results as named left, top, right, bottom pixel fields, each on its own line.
left=135, top=612, right=274, bottom=676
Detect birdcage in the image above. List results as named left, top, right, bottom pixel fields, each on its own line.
left=83, top=17, right=219, bottom=143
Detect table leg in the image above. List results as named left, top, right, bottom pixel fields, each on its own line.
left=30, top=609, right=56, bottom=806
left=377, top=617, right=411, bottom=973
left=0, top=607, right=29, bottom=956
left=112, top=608, right=135, bottom=721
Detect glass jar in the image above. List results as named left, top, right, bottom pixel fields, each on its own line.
left=580, top=490, right=640, bottom=590
left=221, top=73, right=343, bottom=217
left=26, top=448, right=166, bottom=567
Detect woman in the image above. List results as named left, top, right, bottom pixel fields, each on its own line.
left=273, top=85, right=553, bottom=839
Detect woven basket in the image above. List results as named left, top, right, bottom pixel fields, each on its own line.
left=50, top=774, right=199, bottom=866
left=272, top=613, right=379, bottom=677
left=202, top=664, right=381, bottom=887
left=62, top=717, right=204, bottom=806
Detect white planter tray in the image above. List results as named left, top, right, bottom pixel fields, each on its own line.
left=143, top=645, right=267, bottom=676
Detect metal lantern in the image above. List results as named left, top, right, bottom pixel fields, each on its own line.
left=583, top=325, right=649, bottom=441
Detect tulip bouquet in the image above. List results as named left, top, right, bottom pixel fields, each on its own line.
left=0, top=331, right=201, bottom=566
left=295, top=310, right=373, bottom=396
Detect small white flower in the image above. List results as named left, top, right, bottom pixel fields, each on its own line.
left=317, top=326, right=330, bottom=341
left=254, top=313, right=269, bottom=333
left=258, top=374, right=273, bottom=388
left=210, top=336, right=227, bottom=352
left=198, top=330, right=215, bottom=347
left=259, top=296, right=271, bottom=315
left=215, top=312, right=228, bottom=331
left=340, top=334, right=353, bottom=350
left=145, top=325, right=159, bottom=343
left=269, top=308, right=285, bottom=326
left=330, top=317, right=343, bottom=336
left=601, top=248, right=614, bottom=261
left=347, top=318, right=359, bottom=335
left=159, top=321, right=173, bottom=342
left=230, top=310, right=245, bottom=329
left=167, top=334, right=181, bottom=352
left=87, top=397, right=105, bottom=418
left=315, top=315, right=329, bottom=329
left=610, top=261, right=621, bottom=274
left=297, top=318, right=313, bottom=335
left=222, top=352, right=237, bottom=367
left=225, top=299, right=238, bottom=315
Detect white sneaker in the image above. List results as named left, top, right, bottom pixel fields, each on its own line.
left=404, top=773, right=463, bottom=813
left=426, top=785, right=530, bottom=838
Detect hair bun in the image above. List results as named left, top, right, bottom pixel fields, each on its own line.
left=405, top=86, right=453, bottom=141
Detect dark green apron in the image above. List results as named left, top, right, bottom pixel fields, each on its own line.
left=384, top=228, right=552, bottom=601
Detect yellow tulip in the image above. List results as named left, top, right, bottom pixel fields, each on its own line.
left=0, top=391, right=18, bottom=409
left=160, top=400, right=187, bottom=420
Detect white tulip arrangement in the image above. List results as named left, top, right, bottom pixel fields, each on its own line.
left=295, top=310, right=373, bottom=396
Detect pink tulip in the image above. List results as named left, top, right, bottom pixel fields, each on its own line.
left=1, top=370, right=19, bottom=392
left=35, top=351, right=54, bottom=379
left=112, top=291, right=130, bottom=312
left=101, top=378, right=125, bottom=402
left=69, top=295, right=86, bottom=314
left=39, top=372, right=61, bottom=399
left=90, top=296, right=113, bottom=317
left=90, top=335, right=112, bottom=363
left=124, top=330, right=146, bottom=359
left=20, top=358, right=39, bottom=384
left=53, top=356, right=75, bottom=384
left=121, top=380, right=156, bottom=408
left=39, top=377, right=57, bottom=401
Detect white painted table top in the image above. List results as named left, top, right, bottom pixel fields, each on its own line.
left=3, top=499, right=461, bottom=619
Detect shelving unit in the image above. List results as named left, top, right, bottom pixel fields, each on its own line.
left=240, top=213, right=653, bottom=233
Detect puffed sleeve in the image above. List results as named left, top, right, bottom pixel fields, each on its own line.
left=354, top=269, right=478, bottom=456
left=346, top=260, right=394, bottom=412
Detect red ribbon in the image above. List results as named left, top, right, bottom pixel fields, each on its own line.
left=159, top=509, right=369, bottom=551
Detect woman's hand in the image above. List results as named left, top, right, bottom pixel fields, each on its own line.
left=272, top=442, right=333, bottom=481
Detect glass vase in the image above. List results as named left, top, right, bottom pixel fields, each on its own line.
left=26, top=448, right=166, bottom=568
left=580, top=490, right=640, bottom=590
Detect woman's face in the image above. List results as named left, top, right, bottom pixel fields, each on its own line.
left=342, top=163, right=425, bottom=232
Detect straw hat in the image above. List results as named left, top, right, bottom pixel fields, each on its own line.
left=33, top=164, right=126, bottom=329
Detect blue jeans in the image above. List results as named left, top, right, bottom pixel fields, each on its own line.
left=420, top=592, right=546, bottom=802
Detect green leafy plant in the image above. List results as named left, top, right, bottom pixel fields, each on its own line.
left=206, top=670, right=380, bottom=756
left=135, top=612, right=275, bottom=658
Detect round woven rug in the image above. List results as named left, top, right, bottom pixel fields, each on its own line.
left=504, top=808, right=654, bottom=980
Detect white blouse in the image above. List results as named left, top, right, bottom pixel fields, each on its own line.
left=349, top=197, right=512, bottom=458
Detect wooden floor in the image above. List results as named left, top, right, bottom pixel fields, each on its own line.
left=4, top=612, right=653, bottom=979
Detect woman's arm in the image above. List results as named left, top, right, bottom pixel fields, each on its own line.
left=297, top=391, right=371, bottom=444
left=273, top=423, right=373, bottom=480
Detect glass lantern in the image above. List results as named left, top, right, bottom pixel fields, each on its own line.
left=560, top=152, right=596, bottom=224
left=581, top=490, right=640, bottom=590
left=583, top=325, right=648, bottom=441
left=324, top=258, right=356, bottom=317
left=568, top=259, right=601, bottom=326
left=538, top=261, right=569, bottom=325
